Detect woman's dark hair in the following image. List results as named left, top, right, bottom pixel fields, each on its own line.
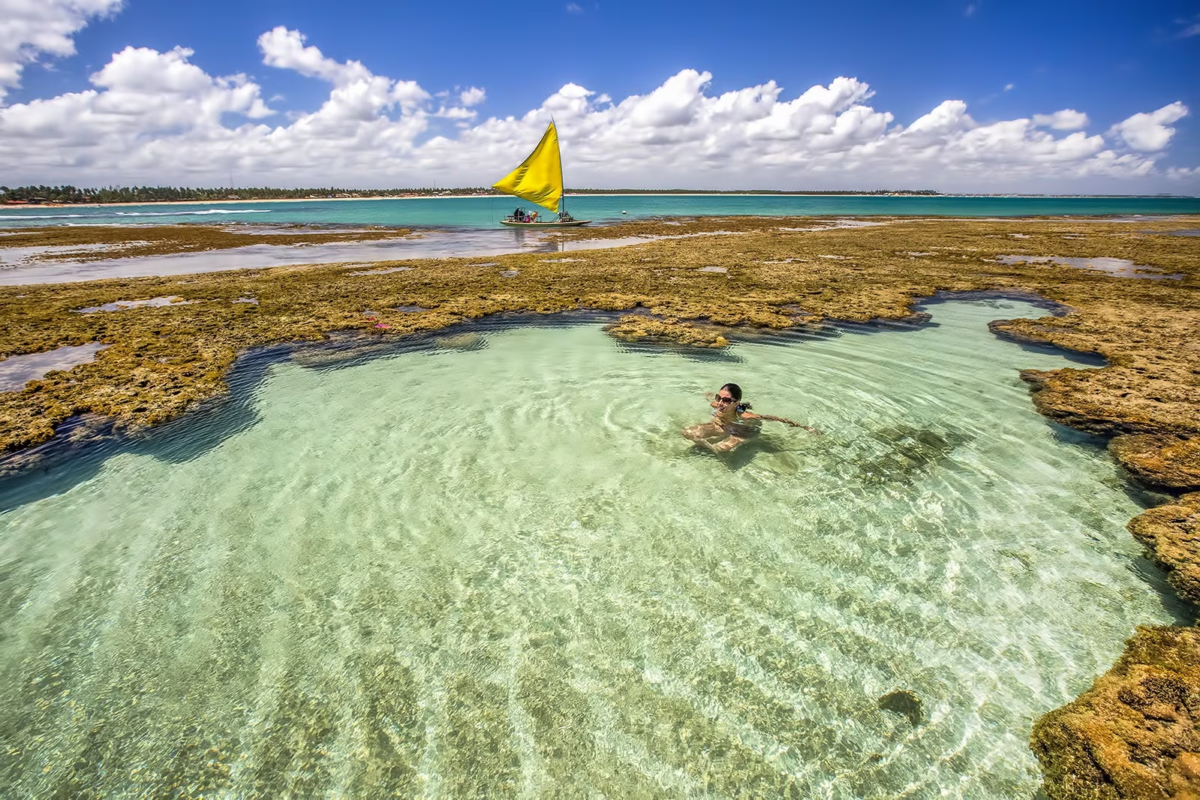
left=721, top=383, right=751, bottom=410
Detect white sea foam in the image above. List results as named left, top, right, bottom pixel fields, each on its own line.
left=0, top=213, right=89, bottom=219
left=113, top=209, right=271, bottom=217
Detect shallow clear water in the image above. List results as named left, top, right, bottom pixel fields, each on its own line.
left=0, top=343, right=108, bottom=393
left=993, top=254, right=1182, bottom=280
left=0, top=300, right=1183, bottom=798
left=0, top=229, right=658, bottom=286
left=1, top=194, right=1199, bottom=229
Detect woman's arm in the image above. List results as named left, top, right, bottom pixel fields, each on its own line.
left=747, top=412, right=821, bottom=433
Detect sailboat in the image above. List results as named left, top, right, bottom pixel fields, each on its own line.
left=493, top=121, right=591, bottom=227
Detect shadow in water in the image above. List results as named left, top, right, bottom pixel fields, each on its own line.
left=688, top=434, right=798, bottom=472
left=617, top=340, right=745, bottom=364
left=133, top=345, right=291, bottom=465
left=0, top=417, right=118, bottom=513
left=0, top=345, right=291, bottom=513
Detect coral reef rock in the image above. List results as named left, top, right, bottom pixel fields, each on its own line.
left=1113, top=436, right=1200, bottom=494
left=1032, top=626, right=1200, bottom=799
left=1129, top=493, right=1200, bottom=604
left=603, top=315, right=730, bottom=348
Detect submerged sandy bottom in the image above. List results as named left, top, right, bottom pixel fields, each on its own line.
left=0, top=300, right=1183, bottom=797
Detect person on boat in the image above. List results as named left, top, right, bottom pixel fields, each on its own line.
left=682, top=383, right=816, bottom=452
left=513, top=207, right=526, bottom=222
left=529, top=210, right=539, bottom=223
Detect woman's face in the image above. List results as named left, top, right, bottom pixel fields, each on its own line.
left=714, top=388, right=737, bottom=410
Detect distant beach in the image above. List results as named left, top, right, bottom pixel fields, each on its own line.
left=4, top=190, right=1195, bottom=210
left=3, top=193, right=1199, bottom=230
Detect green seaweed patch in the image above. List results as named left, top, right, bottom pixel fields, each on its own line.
left=857, top=424, right=973, bottom=485
left=877, top=689, right=924, bottom=728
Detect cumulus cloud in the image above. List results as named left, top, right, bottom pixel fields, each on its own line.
left=258, top=26, right=355, bottom=84
left=258, top=26, right=430, bottom=116
left=1, top=45, right=270, bottom=138
left=1032, top=109, right=1089, bottom=130
left=0, top=27, right=1193, bottom=192
left=435, top=106, right=476, bottom=120
left=0, top=0, right=122, bottom=102
left=460, top=86, right=485, bottom=106
left=1109, top=102, right=1188, bottom=151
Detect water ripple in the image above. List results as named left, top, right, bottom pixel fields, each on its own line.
left=0, top=300, right=1186, bottom=797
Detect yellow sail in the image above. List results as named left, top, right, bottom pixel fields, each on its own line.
left=493, top=122, right=563, bottom=213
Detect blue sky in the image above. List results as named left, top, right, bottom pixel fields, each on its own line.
left=2, top=0, right=1198, bottom=191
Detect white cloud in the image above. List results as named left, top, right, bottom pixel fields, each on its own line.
left=1032, top=109, right=1089, bottom=130
left=0, top=28, right=1194, bottom=193
left=435, top=106, right=476, bottom=120
left=1109, top=102, right=1188, bottom=151
left=0, top=45, right=271, bottom=144
left=0, top=0, right=122, bottom=102
left=258, top=26, right=356, bottom=84
left=460, top=86, right=485, bottom=106
left=258, top=27, right=430, bottom=119
left=1003, top=83, right=1014, bottom=91
left=566, top=3, right=583, bottom=13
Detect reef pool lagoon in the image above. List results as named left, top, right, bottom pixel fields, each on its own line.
left=0, top=299, right=1184, bottom=797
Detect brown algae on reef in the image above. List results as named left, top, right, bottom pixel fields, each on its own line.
left=348, top=265, right=413, bottom=276
left=1032, top=625, right=1200, bottom=800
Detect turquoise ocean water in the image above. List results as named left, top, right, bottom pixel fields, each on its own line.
left=1, top=193, right=1198, bottom=229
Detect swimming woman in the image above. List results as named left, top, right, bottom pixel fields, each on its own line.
left=682, top=383, right=817, bottom=452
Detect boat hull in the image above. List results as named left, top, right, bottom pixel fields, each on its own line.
left=499, top=219, right=591, bottom=227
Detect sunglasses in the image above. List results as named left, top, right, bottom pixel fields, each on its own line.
left=716, top=395, right=735, bottom=403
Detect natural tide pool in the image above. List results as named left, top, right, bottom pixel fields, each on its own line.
left=0, top=300, right=1186, bottom=798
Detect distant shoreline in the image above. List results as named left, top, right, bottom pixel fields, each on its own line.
left=5, top=193, right=933, bottom=210
left=2, top=192, right=1195, bottom=210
